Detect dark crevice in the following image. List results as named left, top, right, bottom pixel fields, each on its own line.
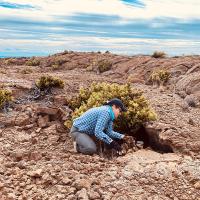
left=133, top=125, right=174, bottom=153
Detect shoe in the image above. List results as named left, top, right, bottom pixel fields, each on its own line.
left=73, top=141, right=80, bottom=153
left=73, top=141, right=77, bottom=152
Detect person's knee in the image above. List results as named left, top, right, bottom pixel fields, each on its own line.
left=76, top=133, right=97, bottom=155
left=79, top=145, right=97, bottom=155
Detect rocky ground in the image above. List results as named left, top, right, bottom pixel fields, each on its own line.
left=0, top=51, right=200, bottom=199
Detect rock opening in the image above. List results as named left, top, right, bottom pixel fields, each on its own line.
left=133, top=125, right=174, bottom=153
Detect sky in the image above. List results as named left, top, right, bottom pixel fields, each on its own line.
left=0, top=0, right=200, bottom=57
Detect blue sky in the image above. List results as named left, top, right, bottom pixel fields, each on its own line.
left=0, top=0, right=200, bottom=57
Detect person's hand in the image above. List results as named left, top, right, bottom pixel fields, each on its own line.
left=120, top=135, right=136, bottom=155
left=110, top=140, right=122, bottom=151
left=115, top=135, right=135, bottom=147
left=122, top=135, right=135, bottom=146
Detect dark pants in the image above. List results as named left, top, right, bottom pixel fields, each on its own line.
left=70, top=126, right=97, bottom=155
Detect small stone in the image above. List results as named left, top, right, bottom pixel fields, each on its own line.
left=37, top=115, right=49, bottom=128
left=25, top=106, right=33, bottom=114
left=23, top=124, right=34, bottom=130
left=13, top=151, right=24, bottom=162
left=0, top=113, right=15, bottom=127
left=188, top=118, right=195, bottom=125
left=35, top=128, right=41, bottom=133
left=0, top=182, right=4, bottom=188
left=194, top=181, right=200, bottom=189
left=62, top=177, right=71, bottom=185
left=180, top=101, right=189, bottom=111
left=15, top=113, right=30, bottom=126
left=53, top=95, right=67, bottom=106
left=74, top=179, right=92, bottom=190
left=76, top=188, right=89, bottom=200
left=7, top=193, right=16, bottom=200
left=5, top=162, right=15, bottom=168
left=108, top=187, right=117, bottom=193
left=17, top=132, right=31, bottom=142
left=28, top=151, right=42, bottom=161
left=136, top=141, right=144, bottom=149
left=67, top=187, right=76, bottom=195
left=184, top=95, right=197, bottom=107
left=31, top=137, right=38, bottom=144
left=19, top=182, right=26, bottom=188
left=42, top=173, right=52, bottom=185
left=67, top=195, right=76, bottom=200
left=28, top=169, right=43, bottom=178
left=16, top=160, right=27, bottom=169
left=0, top=129, right=3, bottom=137
left=178, top=91, right=187, bottom=98
left=88, top=190, right=101, bottom=199
left=43, top=124, right=57, bottom=135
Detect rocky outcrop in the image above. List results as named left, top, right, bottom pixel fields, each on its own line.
left=176, top=72, right=200, bottom=102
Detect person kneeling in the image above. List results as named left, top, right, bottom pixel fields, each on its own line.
left=70, top=98, right=127, bottom=155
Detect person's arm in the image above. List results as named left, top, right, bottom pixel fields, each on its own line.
left=94, top=111, right=113, bottom=144
left=106, top=121, right=124, bottom=139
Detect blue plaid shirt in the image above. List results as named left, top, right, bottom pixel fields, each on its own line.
left=73, top=105, right=124, bottom=144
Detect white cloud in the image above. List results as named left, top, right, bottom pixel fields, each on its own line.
left=1, top=0, right=200, bottom=21
left=1, top=0, right=200, bottom=57
left=1, top=36, right=200, bottom=56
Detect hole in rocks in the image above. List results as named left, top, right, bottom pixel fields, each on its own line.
left=133, top=125, right=173, bottom=153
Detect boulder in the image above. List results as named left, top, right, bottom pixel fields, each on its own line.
left=15, top=113, right=31, bottom=126
left=36, top=105, right=58, bottom=115
left=184, top=95, right=198, bottom=107
left=176, top=72, right=200, bottom=101
left=53, top=95, right=67, bottom=106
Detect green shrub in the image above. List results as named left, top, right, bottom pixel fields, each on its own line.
left=97, top=60, right=112, bottom=73
left=4, top=58, right=17, bottom=65
left=63, top=50, right=69, bottom=54
left=86, top=61, right=96, bottom=71
left=51, top=59, right=65, bottom=70
left=20, top=67, right=33, bottom=74
left=149, top=69, right=170, bottom=85
left=86, top=60, right=112, bottom=73
left=52, top=64, right=60, bottom=70
left=35, top=75, right=64, bottom=90
left=0, top=89, right=12, bottom=109
left=26, top=59, right=40, bottom=66
left=152, top=51, right=166, bottom=58
left=65, top=82, right=157, bottom=134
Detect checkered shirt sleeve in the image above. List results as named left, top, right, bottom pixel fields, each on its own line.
left=106, top=121, right=124, bottom=139
left=94, top=111, right=113, bottom=144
